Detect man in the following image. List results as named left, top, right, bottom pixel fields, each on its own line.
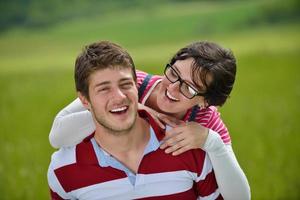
left=47, top=41, right=222, bottom=199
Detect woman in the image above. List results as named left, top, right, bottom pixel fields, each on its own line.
left=49, top=41, right=250, bottom=199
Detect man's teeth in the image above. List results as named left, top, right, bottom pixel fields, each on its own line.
left=166, top=91, right=179, bottom=101
left=110, top=106, right=127, bottom=112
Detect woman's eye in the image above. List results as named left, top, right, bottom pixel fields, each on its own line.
left=188, top=86, right=197, bottom=95
left=171, top=69, right=176, bottom=76
left=170, top=69, right=177, bottom=77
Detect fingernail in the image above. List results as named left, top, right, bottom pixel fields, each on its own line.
left=165, top=149, right=171, bottom=154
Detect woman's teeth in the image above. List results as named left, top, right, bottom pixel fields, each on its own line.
left=166, top=90, right=179, bottom=101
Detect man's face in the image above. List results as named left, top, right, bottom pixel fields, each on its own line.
left=80, top=68, right=138, bottom=134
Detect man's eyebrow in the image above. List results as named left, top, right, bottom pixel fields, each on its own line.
left=119, top=78, right=133, bottom=82
left=94, top=81, right=110, bottom=88
left=94, top=78, right=133, bottom=88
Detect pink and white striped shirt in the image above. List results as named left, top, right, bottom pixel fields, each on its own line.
left=136, top=70, right=231, bottom=144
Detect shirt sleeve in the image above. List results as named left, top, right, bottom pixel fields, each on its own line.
left=203, top=130, right=251, bottom=200
left=49, top=98, right=95, bottom=148
left=48, top=161, right=71, bottom=199
left=197, top=107, right=231, bottom=144
left=50, top=189, right=67, bottom=200
left=136, top=69, right=148, bottom=89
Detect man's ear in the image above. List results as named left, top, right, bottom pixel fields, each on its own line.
left=78, top=92, right=91, bottom=110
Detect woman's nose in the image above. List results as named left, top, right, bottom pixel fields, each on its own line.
left=167, top=80, right=181, bottom=94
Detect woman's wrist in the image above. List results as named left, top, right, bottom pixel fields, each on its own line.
left=203, top=129, right=224, bottom=153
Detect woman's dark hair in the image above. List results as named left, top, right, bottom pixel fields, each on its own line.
left=169, top=41, right=236, bottom=106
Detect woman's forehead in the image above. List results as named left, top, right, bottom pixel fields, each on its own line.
left=173, top=59, right=193, bottom=75
left=173, top=59, right=200, bottom=82
left=174, top=58, right=209, bottom=91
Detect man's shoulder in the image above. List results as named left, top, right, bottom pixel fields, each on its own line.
left=49, top=137, right=94, bottom=170
left=50, top=146, right=77, bottom=170
left=47, top=146, right=77, bottom=197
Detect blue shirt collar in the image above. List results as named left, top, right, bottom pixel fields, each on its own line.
left=90, top=126, right=160, bottom=185
left=91, top=126, right=160, bottom=168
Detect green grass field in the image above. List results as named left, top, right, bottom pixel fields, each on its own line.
left=0, top=1, right=299, bottom=199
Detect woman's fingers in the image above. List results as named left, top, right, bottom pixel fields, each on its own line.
left=153, top=113, right=166, bottom=129
left=138, top=103, right=166, bottom=129
left=171, top=146, right=191, bottom=156
left=160, top=130, right=184, bottom=149
left=144, top=110, right=165, bottom=129
left=161, top=133, right=194, bottom=156
left=164, top=139, right=190, bottom=155
left=160, top=122, right=209, bottom=156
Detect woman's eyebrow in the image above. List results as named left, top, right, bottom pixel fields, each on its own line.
left=173, top=64, right=199, bottom=88
left=172, top=65, right=181, bottom=75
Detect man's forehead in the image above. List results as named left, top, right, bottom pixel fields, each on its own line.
left=89, top=68, right=134, bottom=85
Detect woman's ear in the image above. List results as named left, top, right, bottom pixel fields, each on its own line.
left=204, top=101, right=208, bottom=108
left=198, top=100, right=208, bottom=109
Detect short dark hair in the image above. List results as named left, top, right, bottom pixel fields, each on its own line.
left=74, top=41, right=136, bottom=99
left=169, top=41, right=236, bottom=106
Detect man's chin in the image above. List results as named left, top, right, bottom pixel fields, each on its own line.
left=106, top=116, right=136, bottom=134
left=106, top=123, right=135, bottom=135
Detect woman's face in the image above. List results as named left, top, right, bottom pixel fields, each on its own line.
left=156, top=58, right=205, bottom=117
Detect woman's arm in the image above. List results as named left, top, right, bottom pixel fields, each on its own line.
left=161, top=124, right=250, bottom=199
left=49, top=98, right=95, bottom=148
left=49, top=99, right=171, bottom=148
left=203, top=130, right=251, bottom=200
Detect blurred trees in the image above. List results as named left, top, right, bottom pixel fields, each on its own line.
left=0, top=0, right=161, bottom=31
left=0, top=0, right=299, bottom=32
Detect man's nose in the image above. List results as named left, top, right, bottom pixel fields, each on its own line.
left=111, top=87, right=127, bottom=100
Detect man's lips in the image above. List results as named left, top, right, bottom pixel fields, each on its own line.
left=109, top=106, right=129, bottom=114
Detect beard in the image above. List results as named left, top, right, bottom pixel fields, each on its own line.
left=91, top=105, right=137, bottom=136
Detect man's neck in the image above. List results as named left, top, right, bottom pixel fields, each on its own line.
left=94, top=116, right=150, bottom=173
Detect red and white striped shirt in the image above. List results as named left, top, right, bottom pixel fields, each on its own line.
left=136, top=70, right=231, bottom=144
left=48, top=110, right=223, bottom=200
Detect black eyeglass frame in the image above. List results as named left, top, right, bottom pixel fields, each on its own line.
left=164, top=64, right=206, bottom=99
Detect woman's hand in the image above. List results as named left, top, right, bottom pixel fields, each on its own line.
left=138, top=103, right=181, bottom=129
left=160, top=122, right=209, bottom=156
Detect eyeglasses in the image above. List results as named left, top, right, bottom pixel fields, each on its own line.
left=164, top=64, right=205, bottom=99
